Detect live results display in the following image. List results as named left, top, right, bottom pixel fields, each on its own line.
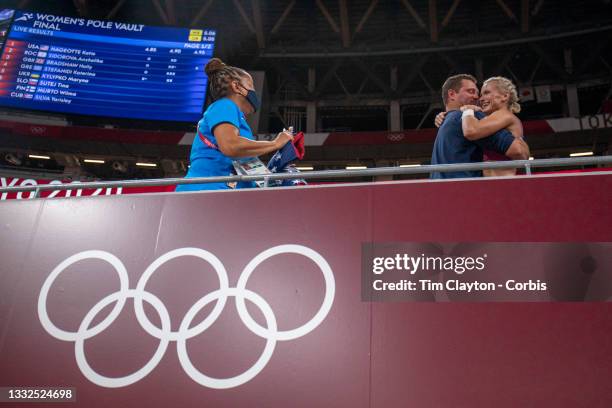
left=0, top=10, right=215, bottom=122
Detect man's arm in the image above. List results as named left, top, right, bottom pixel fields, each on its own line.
left=504, top=137, right=530, bottom=160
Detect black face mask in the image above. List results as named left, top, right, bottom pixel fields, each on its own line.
left=245, top=89, right=261, bottom=112
left=238, top=83, right=261, bottom=112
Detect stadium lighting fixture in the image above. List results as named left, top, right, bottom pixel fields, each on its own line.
left=346, top=165, right=367, bottom=170
left=296, top=166, right=314, bottom=171
left=399, top=164, right=421, bottom=167
left=84, top=159, right=105, bottom=164
left=569, top=152, right=593, bottom=157
left=4, top=153, right=22, bottom=166
left=136, top=162, right=157, bottom=167
left=28, top=154, right=51, bottom=160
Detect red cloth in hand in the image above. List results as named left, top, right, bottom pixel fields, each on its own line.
left=292, top=131, right=305, bottom=159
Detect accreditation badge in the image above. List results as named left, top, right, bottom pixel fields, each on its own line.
left=232, top=157, right=271, bottom=187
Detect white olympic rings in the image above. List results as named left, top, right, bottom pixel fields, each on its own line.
left=37, top=245, right=335, bottom=390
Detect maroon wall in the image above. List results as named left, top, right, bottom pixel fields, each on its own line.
left=0, top=173, right=611, bottom=407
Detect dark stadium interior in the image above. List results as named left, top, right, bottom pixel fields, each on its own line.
left=0, top=0, right=610, bottom=180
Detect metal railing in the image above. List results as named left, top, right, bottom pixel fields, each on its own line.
left=1, top=156, right=611, bottom=199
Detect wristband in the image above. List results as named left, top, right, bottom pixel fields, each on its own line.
left=461, top=109, right=475, bottom=119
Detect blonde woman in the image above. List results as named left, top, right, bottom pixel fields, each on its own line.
left=460, top=76, right=525, bottom=176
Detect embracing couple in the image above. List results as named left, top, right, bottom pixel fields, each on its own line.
left=430, top=74, right=530, bottom=179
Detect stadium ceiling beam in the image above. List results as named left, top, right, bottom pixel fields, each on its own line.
left=232, top=0, right=257, bottom=35
left=531, top=0, right=545, bottom=16
left=416, top=104, right=437, bottom=129
left=527, top=57, right=542, bottom=83
left=259, top=24, right=612, bottom=58
left=399, top=0, right=427, bottom=31
left=490, top=47, right=518, bottom=78
left=272, top=65, right=310, bottom=98
left=495, top=0, right=518, bottom=23
left=356, top=77, right=369, bottom=96
left=190, top=0, right=215, bottom=26
left=502, top=66, right=522, bottom=87
left=73, top=0, right=89, bottom=17
left=271, top=96, right=392, bottom=108
left=438, top=52, right=460, bottom=73
left=475, top=58, right=484, bottom=82
left=107, top=0, right=128, bottom=20
left=576, top=37, right=611, bottom=76
left=564, top=48, right=573, bottom=75
left=397, top=56, right=430, bottom=94
left=333, top=72, right=352, bottom=97
left=339, top=0, right=351, bottom=47
left=529, top=43, right=569, bottom=80
left=418, top=71, right=435, bottom=93
left=271, top=94, right=435, bottom=108
left=352, top=58, right=392, bottom=95
left=271, top=75, right=287, bottom=99
left=521, top=0, right=530, bottom=33
left=429, top=0, right=438, bottom=43
left=353, top=0, right=378, bottom=37
left=251, top=0, right=266, bottom=49
left=151, top=0, right=169, bottom=25
left=440, top=0, right=461, bottom=31
left=390, top=65, right=398, bottom=90
left=271, top=0, right=296, bottom=34
left=316, top=0, right=340, bottom=33
left=270, top=108, right=288, bottom=128
left=270, top=77, right=612, bottom=108
left=600, top=56, right=611, bottom=77
left=314, top=59, right=344, bottom=97
left=165, top=0, right=176, bottom=25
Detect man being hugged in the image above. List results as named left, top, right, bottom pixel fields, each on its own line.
left=430, top=74, right=529, bottom=179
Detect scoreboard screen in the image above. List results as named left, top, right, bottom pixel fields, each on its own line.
left=0, top=9, right=215, bottom=122
left=0, top=9, right=12, bottom=49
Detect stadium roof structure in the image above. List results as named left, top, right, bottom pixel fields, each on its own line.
left=9, top=0, right=612, bottom=125
left=0, top=0, right=610, bottom=179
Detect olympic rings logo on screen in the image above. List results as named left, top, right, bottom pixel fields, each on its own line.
left=37, top=245, right=335, bottom=390
left=387, top=133, right=405, bottom=142
left=30, top=126, right=46, bottom=135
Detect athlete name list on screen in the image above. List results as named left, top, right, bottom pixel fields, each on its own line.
left=0, top=11, right=216, bottom=121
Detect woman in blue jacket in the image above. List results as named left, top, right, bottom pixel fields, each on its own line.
left=176, top=58, right=292, bottom=191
